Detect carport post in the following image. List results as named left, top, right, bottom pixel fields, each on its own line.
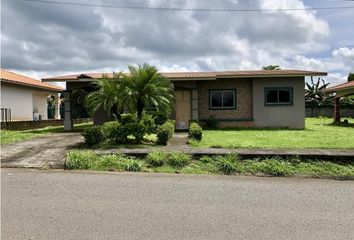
left=54, top=93, right=61, bottom=120
left=334, top=97, right=340, bottom=123
left=64, top=90, right=73, bottom=131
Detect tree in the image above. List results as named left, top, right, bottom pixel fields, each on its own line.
left=305, top=77, right=334, bottom=106
left=262, top=65, right=281, bottom=70
left=122, top=63, right=174, bottom=120
left=86, top=72, right=125, bottom=120
left=348, top=72, right=354, bottom=82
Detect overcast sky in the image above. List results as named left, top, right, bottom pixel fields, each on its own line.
left=1, top=0, right=354, bottom=86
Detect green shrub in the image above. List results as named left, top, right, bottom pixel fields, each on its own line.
left=82, top=126, right=104, bottom=146
left=189, top=122, right=203, bottom=140
left=124, top=122, right=146, bottom=143
left=96, top=154, right=125, bottom=170
left=109, top=124, right=128, bottom=144
left=153, top=113, right=169, bottom=126
left=102, top=121, right=120, bottom=139
left=140, top=114, right=156, bottom=134
left=258, top=158, right=291, bottom=176
left=156, top=121, right=175, bottom=145
left=206, top=115, right=218, bottom=129
left=66, top=150, right=97, bottom=169
left=122, top=159, right=144, bottom=171
left=146, top=151, right=167, bottom=167
left=215, top=154, right=241, bottom=174
left=199, top=156, right=214, bottom=164
left=166, top=152, right=191, bottom=168
left=120, top=113, right=137, bottom=125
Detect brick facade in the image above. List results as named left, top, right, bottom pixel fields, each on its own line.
left=197, top=79, right=253, bottom=125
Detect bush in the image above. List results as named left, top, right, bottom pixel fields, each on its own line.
left=215, top=154, right=242, bottom=174
left=124, top=122, right=146, bottom=143
left=120, top=113, right=138, bottom=125
left=156, top=121, right=175, bottom=145
left=166, top=152, right=191, bottom=168
left=102, top=121, right=120, bottom=139
left=146, top=151, right=167, bottom=167
left=258, top=159, right=291, bottom=176
left=122, top=159, right=144, bottom=171
left=189, top=122, right=203, bottom=140
left=66, top=150, right=97, bottom=169
left=206, top=115, right=218, bottom=129
left=153, top=113, right=169, bottom=126
left=140, top=114, right=156, bottom=134
left=96, top=154, right=125, bottom=171
left=82, top=126, right=104, bottom=146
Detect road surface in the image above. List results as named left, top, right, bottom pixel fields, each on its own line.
left=1, top=169, right=354, bottom=240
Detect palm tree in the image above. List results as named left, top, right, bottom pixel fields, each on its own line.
left=86, top=72, right=125, bottom=120
left=262, top=65, right=281, bottom=70
left=122, top=63, right=174, bottom=119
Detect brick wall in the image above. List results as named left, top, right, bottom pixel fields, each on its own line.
left=197, top=79, right=253, bottom=121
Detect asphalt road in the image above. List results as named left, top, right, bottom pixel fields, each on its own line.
left=1, top=169, right=354, bottom=240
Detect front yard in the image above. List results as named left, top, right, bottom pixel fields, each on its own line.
left=190, top=118, right=354, bottom=149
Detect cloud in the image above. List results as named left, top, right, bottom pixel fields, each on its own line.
left=1, top=0, right=351, bottom=85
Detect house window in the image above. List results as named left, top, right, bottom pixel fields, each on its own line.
left=210, top=90, right=236, bottom=109
left=265, top=88, right=293, bottom=105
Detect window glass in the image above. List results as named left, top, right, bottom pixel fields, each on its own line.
left=279, top=90, right=291, bottom=103
left=210, top=90, right=236, bottom=109
left=266, top=90, right=278, bottom=103
left=211, top=91, right=222, bottom=108
left=223, top=91, right=234, bottom=107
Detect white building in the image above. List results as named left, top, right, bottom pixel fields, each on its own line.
left=1, top=69, right=63, bottom=121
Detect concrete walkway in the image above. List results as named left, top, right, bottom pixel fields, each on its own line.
left=1, top=132, right=84, bottom=169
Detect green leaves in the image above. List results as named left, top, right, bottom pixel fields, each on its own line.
left=86, top=64, right=174, bottom=120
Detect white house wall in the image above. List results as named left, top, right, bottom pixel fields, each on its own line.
left=32, top=92, right=49, bottom=120
left=1, top=84, right=33, bottom=120
left=1, top=84, right=50, bottom=121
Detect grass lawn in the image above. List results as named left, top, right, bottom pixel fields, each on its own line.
left=190, top=118, right=354, bottom=149
left=1, top=122, right=92, bottom=145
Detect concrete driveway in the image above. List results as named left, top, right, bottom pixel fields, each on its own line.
left=1, top=169, right=354, bottom=240
left=1, top=132, right=83, bottom=168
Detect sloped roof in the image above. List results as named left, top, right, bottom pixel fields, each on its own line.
left=324, top=81, right=354, bottom=93
left=42, top=70, right=327, bottom=82
left=1, top=69, right=63, bottom=92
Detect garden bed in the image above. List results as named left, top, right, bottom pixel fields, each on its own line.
left=65, top=150, right=354, bottom=180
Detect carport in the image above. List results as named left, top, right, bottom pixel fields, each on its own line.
left=324, top=81, right=354, bottom=123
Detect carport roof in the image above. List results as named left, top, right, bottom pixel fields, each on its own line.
left=42, top=70, right=327, bottom=82
left=324, top=81, right=354, bottom=93
left=1, top=69, right=63, bottom=92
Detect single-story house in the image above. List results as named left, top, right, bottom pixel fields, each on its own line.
left=1, top=69, right=63, bottom=121
left=324, top=80, right=354, bottom=123
left=42, top=69, right=326, bottom=130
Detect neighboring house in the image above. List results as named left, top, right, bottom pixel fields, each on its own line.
left=1, top=69, right=63, bottom=121
left=43, top=70, right=326, bottom=130
left=324, top=80, right=354, bottom=123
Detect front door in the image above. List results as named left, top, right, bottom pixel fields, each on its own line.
left=175, top=90, right=191, bottom=130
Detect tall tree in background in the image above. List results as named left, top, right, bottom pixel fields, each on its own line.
left=348, top=72, right=354, bottom=82
left=262, top=65, right=281, bottom=70
left=305, top=77, right=334, bottom=106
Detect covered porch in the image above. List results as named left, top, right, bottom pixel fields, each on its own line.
left=324, top=81, right=354, bottom=123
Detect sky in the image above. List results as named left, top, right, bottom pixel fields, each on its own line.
left=1, top=0, right=354, bottom=87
